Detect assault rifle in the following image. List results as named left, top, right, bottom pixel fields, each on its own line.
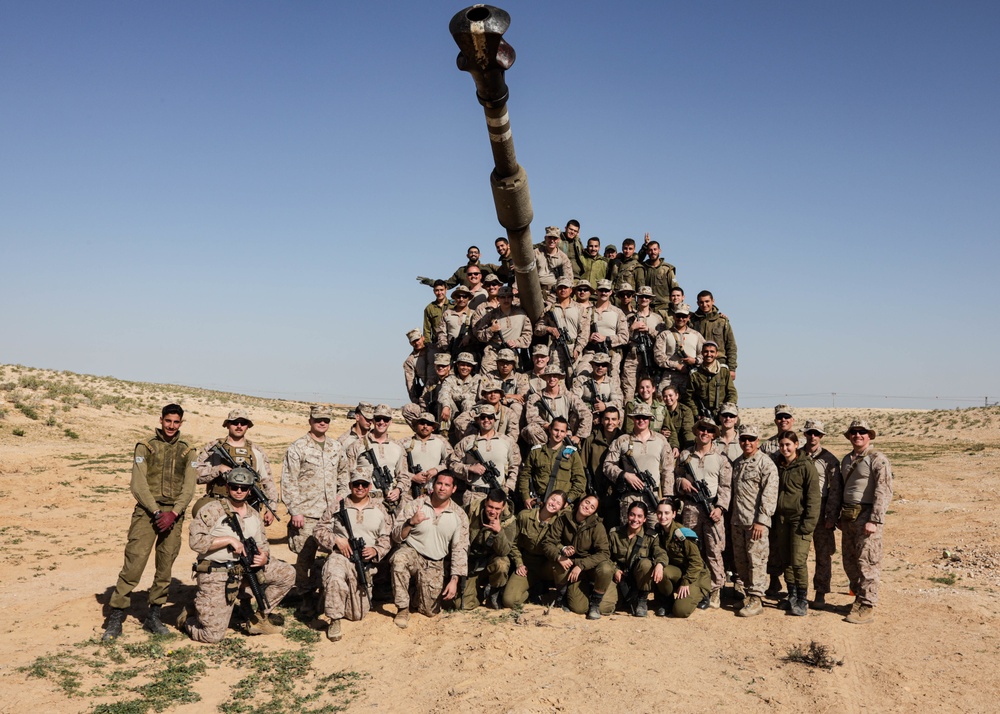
left=405, top=446, right=424, bottom=499
left=616, top=533, right=648, bottom=609
left=337, top=499, right=370, bottom=597
left=584, top=463, right=597, bottom=497
left=209, top=444, right=280, bottom=522
left=619, top=451, right=659, bottom=509
left=546, top=312, right=575, bottom=382
left=449, top=317, right=470, bottom=361
left=225, top=510, right=270, bottom=613
left=468, top=445, right=505, bottom=495
left=590, top=314, right=610, bottom=354
left=683, top=459, right=716, bottom=519
left=363, top=440, right=399, bottom=515
left=634, top=332, right=661, bottom=385
left=530, top=390, right=575, bottom=449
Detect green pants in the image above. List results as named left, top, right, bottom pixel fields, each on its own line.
left=655, top=564, right=711, bottom=618
left=461, top=556, right=511, bottom=610
left=110, top=504, right=184, bottom=609
left=772, top=516, right=813, bottom=591
left=548, top=560, right=617, bottom=615
left=502, top=553, right=550, bottom=608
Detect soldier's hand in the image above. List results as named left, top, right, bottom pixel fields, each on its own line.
left=388, top=487, right=402, bottom=503
left=412, top=470, right=431, bottom=484
left=643, top=232, right=651, bottom=244
left=547, top=326, right=560, bottom=338
left=558, top=557, right=573, bottom=571
left=485, top=516, right=502, bottom=533
left=409, top=508, right=429, bottom=527
left=652, top=563, right=664, bottom=584
left=730, top=369, right=736, bottom=381
left=218, top=464, right=233, bottom=475
left=516, top=564, right=527, bottom=577
left=290, top=514, right=305, bottom=529
left=562, top=545, right=576, bottom=558
left=678, top=479, right=696, bottom=494
left=613, top=569, right=623, bottom=584
left=441, top=407, right=451, bottom=421
left=469, top=463, right=486, bottom=476
left=251, top=551, right=268, bottom=568
left=441, top=576, right=459, bottom=600
left=508, top=393, right=525, bottom=404
left=263, top=511, right=275, bottom=526
left=864, top=521, right=878, bottom=536
left=672, top=447, right=680, bottom=460
left=154, top=510, right=178, bottom=532
left=677, top=585, right=690, bottom=599
left=362, top=547, right=378, bottom=561
left=335, top=538, right=353, bottom=558
left=710, top=507, right=723, bottom=523
left=595, top=400, right=606, bottom=412
left=228, top=538, right=246, bottom=556
left=624, top=473, right=644, bottom=491
left=567, top=565, right=582, bottom=583
left=526, top=497, right=538, bottom=509
left=751, top=523, right=766, bottom=541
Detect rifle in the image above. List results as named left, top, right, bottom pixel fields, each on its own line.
left=362, top=439, right=399, bottom=515
left=405, top=445, right=424, bottom=499
left=634, top=331, right=661, bottom=385
left=584, top=463, right=597, bottom=497
left=590, top=313, right=610, bottom=354
left=449, top=316, right=470, bottom=361
left=530, top=389, right=575, bottom=449
left=619, top=451, right=659, bottom=509
left=693, top=394, right=715, bottom=421
left=683, top=459, right=716, bottom=519
left=546, top=312, right=575, bottom=381
left=468, top=445, right=505, bottom=494
left=616, top=533, right=649, bottom=609
left=337, top=499, right=370, bottom=597
left=209, top=444, right=280, bottom=522
left=225, top=510, right=270, bottom=613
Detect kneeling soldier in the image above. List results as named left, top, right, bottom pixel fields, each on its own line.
left=461, top=489, right=516, bottom=609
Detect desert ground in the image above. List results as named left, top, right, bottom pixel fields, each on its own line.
left=1, top=363, right=998, bottom=713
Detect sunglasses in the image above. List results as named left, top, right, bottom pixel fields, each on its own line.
left=696, top=426, right=716, bottom=433
left=738, top=436, right=758, bottom=443
left=350, top=481, right=371, bottom=489
left=312, top=418, right=331, bottom=424
left=848, top=429, right=868, bottom=436
left=373, top=416, right=391, bottom=424
left=477, top=414, right=496, bottom=420
left=229, top=484, right=251, bottom=492
left=231, top=420, right=251, bottom=427
left=632, top=415, right=651, bottom=421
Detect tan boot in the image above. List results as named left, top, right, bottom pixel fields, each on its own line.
left=394, top=607, right=410, bottom=629
left=248, top=611, right=282, bottom=635
left=326, top=619, right=342, bottom=642
left=845, top=603, right=874, bottom=624
left=736, top=595, right=763, bottom=618
left=708, top=589, right=721, bottom=609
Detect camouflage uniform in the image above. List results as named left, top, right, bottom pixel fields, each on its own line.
left=603, top=432, right=674, bottom=524
left=462, top=499, right=517, bottom=609
left=403, top=348, right=435, bottom=404
left=654, top=327, right=705, bottom=395
left=653, top=520, right=712, bottom=617
left=110, top=429, right=198, bottom=610
left=622, top=310, right=666, bottom=402
left=439, top=372, right=483, bottom=430
left=536, top=244, right=573, bottom=289
left=541, top=510, right=618, bottom=615
left=578, top=303, right=629, bottom=380
left=580, top=426, right=624, bottom=524
left=675, top=449, right=732, bottom=591
left=608, top=254, right=642, bottom=291
left=453, top=400, right=521, bottom=442
left=503, top=506, right=563, bottom=607
left=399, top=433, right=453, bottom=499
left=518, top=442, right=587, bottom=508
left=344, top=435, right=410, bottom=508
left=192, top=438, right=278, bottom=515
left=390, top=495, right=470, bottom=616
left=474, top=304, right=533, bottom=373
left=572, top=370, right=624, bottom=421
left=804, top=445, right=841, bottom=595
left=637, top=259, right=678, bottom=309
left=449, top=432, right=520, bottom=505
left=435, top=306, right=475, bottom=355
left=313, top=498, right=392, bottom=621
left=185, top=499, right=295, bottom=643
left=522, top=389, right=593, bottom=446
left=281, top=433, right=346, bottom=592
left=622, top=397, right=668, bottom=434
left=690, top=307, right=737, bottom=372
left=535, top=303, right=589, bottom=374
left=664, top=404, right=696, bottom=452
left=684, top=362, right=737, bottom=420
left=730, top=450, right=778, bottom=598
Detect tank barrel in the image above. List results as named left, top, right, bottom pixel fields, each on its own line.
left=450, top=4, right=544, bottom=324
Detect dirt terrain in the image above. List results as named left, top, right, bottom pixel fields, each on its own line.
left=1, top=363, right=998, bottom=713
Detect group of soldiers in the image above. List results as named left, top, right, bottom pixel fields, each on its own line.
left=99, top=223, right=892, bottom=644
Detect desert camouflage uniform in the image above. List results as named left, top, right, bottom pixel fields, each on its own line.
left=578, top=304, right=629, bottom=379
left=313, top=499, right=392, bottom=621
left=653, top=327, right=705, bottom=395
left=344, top=437, right=411, bottom=507
left=541, top=510, right=618, bottom=615
left=653, top=519, right=712, bottom=617
left=390, top=495, right=470, bottom=616
left=675, top=449, right=732, bottom=590
left=713, top=434, right=742, bottom=464
left=192, top=439, right=279, bottom=515
left=488, top=368, right=530, bottom=406
left=804, top=446, right=841, bottom=595
left=438, top=373, right=483, bottom=428
left=185, top=499, right=295, bottom=643
left=435, top=307, right=475, bottom=355
left=398, top=433, right=453, bottom=499
left=730, top=451, right=778, bottom=598
left=573, top=374, right=624, bottom=422
left=449, top=433, right=520, bottom=505
left=110, top=429, right=198, bottom=610
left=536, top=245, right=573, bottom=289
left=827, top=448, right=893, bottom=607
left=403, top=349, right=435, bottom=404
left=462, top=499, right=517, bottom=609
left=518, top=442, right=587, bottom=508
left=604, top=433, right=674, bottom=525
left=690, top=307, right=737, bottom=372
left=622, top=310, right=666, bottom=402
left=281, top=433, right=346, bottom=591
left=453, top=401, right=521, bottom=442
left=522, top=389, right=593, bottom=446
left=474, top=305, right=533, bottom=373
left=535, top=304, right=588, bottom=374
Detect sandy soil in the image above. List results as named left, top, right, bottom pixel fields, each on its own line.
left=1, top=365, right=999, bottom=713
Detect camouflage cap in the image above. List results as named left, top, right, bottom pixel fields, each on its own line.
left=605, top=244, right=617, bottom=252
left=483, top=272, right=501, bottom=285
left=226, top=467, right=256, bottom=486
left=703, top=340, right=719, bottom=349
left=636, top=286, right=654, bottom=298
left=556, top=276, right=574, bottom=289
left=476, top=403, right=497, bottom=417
left=479, top=377, right=503, bottom=395
left=451, top=285, right=472, bottom=297
left=541, top=364, right=565, bottom=377
left=844, top=419, right=877, bottom=439
left=803, top=419, right=826, bottom=435
left=496, top=348, right=517, bottom=362
left=719, top=402, right=739, bottom=417
left=433, top=352, right=452, bottom=366
left=616, top=282, right=635, bottom=294
left=355, top=402, right=375, bottom=420
left=774, top=404, right=795, bottom=418
left=544, top=226, right=561, bottom=239
left=406, top=329, right=422, bottom=343
left=574, top=279, right=593, bottom=291
left=456, top=352, right=477, bottom=365
left=348, top=465, right=373, bottom=485
left=373, top=404, right=393, bottom=420
left=694, top=416, right=721, bottom=435
left=310, top=405, right=333, bottom=420
left=596, top=279, right=614, bottom=291
left=591, top=352, right=612, bottom=365
left=223, top=408, right=254, bottom=428
left=498, top=285, right=514, bottom=297
left=532, top=343, right=550, bottom=356
left=630, top=403, right=654, bottom=419
left=673, top=303, right=691, bottom=316
left=415, top=411, right=438, bottom=425
left=738, top=424, right=759, bottom=439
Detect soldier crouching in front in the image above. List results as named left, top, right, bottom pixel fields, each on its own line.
left=178, top=468, right=295, bottom=643
left=461, top=489, right=516, bottom=610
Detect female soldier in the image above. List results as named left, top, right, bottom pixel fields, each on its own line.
left=651, top=498, right=711, bottom=618
left=608, top=501, right=657, bottom=617
left=773, top=431, right=821, bottom=616
left=542, top=495, right=616, bottom=619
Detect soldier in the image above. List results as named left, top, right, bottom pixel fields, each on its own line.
left=281, top=405, right=346, bottom=605
left=401, top=354, right=451, bottom=430
left=464, top=264, right=488, bottom=311
left=579, top=279, right=629, bottom=379
left=345, top=405, right=409, bottom=512
left=518, top=417, right=587, bottom=509
left=578, top=236, right=608, bottom=289
left=827, top=419, right=893, bottom=625
left=729, top=425, right=778, bottom=618
left=559, top=219, right=586, bottom=277
left=573, top=353, right=624, bottom=423
left=537, top=226, right=574, bottom=290
left=573, top=279, right=595, bottom=311
left=604, top=402, right=674, bottom=526
left=622, top=285, right=666, bottom=402
left=801, top=419, right=840, bottom=608
left=192, top=408, right=278, bottom=524
left=527, top=343, right=552, bottom=393
left=523, top=364, right=593, bottom=447
left=471, top=272, right=502, bottom=322
left=419, top=245, right=488, bottom=290
left=503, top=490, right=568, bottom=608
left=684, top=342, right=737, bottom=421
left=452, top=378, right=521, bottom=442
left=541, top=495, right=617, bottom=619
left=390, top=471, right=470, bottom=628
left=608, top=238, right=642, bottom=289
left=662, top=385, right=695, bottom=456
left=691, top=291, right=737, bottom=380
left=488, top=347, right=529, bottom=407
left=535, top=277, right=588, bottom=376
left=313, top=468, right=392, bottom=642
left=651, top=498, right=712, bottom=618
left=614, top=282, right=636, bottom=315
left=403, top=329, right=434, bottom=405
left=675, top=417, right=732, bottom=608
left=637, top=239, right=678, bottom=309
left=422, top=280, right=451, bottom=343
left=485, top=236, right=515, bottom=285
left=462, top=490, right=517, bottom=610
left=103, top=404, right=198, bottom=640
left=399, top=412, right=453, bottom=500
left=449, top=404, right=520, bottom=505
left=580, top=406, right=624, bottom=527
left=772, top=431, right=821, bottom=616
left=609, top=501, right=658, bottom=617
left=438, top=352, right=482, bottom=435
left=762, top=405, right=796, bottom=458
left=653, top=303, right=704, bottom=395
left=435, top=286, right=476, bottom=361
left=623, top=377, right=668, bottom=435
left=179, top=468, right=295, bottom=643
left=603, top=244, right=617, bottom=261
left=338, top=402, right=374, bottom=451
left=713, top=402, right=742, bottom=463
left=474, top=286, right=533, bottom=373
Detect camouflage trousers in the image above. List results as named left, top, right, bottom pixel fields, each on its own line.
left=655, top=563, right=711, bottom=618
left=520, top=423, right=549, bottom=447
left=110, top=504, right=185, bottom=610
left=812, top=523, right=837, bottom=594
left=681, top=503, right=726, bottom=590
left=841, top=514, right=883, bottom=607
left=621, top=353, right=639, bottom=403
left=287, top=516, right=321, bottom=593
left=546, top=559, right=617, bottom=615
left=185, top=559, right=295, bottom=644
left=501, top=553, right=551, bottom=608
left=772, top=516, right=812, bottom=591
left=461, top=556, right=511, bottom=610
left=391, top=544, right=448, bottom=617
left=731, top=524, right=770, bottom=598
left=321, top=552, right=373, bottom=622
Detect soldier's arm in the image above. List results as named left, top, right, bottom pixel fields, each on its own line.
left=129, top=443, right=158, bottom=514
left=374, top=504, right=394, bottom=560
left=391, top=448, right=411, bottom=495
left=575, top=523, right=610, bottom=571
left=504, top=437, right=521, bottom=492
left=173, top=446, right=199, bottom=516
left=724, top=320, right=737, bottom=371
left=390, top=499, right=422, bottom=545
left=572, top=395, right=593, bottom=440
left=540, top=515, right=567, bottom=562
left=189, top=502, right=224, bottom=556
left=724, top=371, right=738, bottom=405
left=799, top=463, right=822, bottom=535
left=869, top=454, right=894, bottom=525
left=509, top=513, right=526, bottom=568
left=681, top=539, right=706, bottom=587
left=603, top=438, right=625, bottom=484
left=447, top=438, right=473, bottom=482
left=658, top=438, right=675, bottom=497
left=492, top=515, right=517, bottom=556
left=255, top=448, right=279, bottom=504
left=681, top=407, right=696, bottom=448
left=280, top=443, right=303, bottom=515
left=312, top=502, right=339, bottom=552
left=716, top=456, right=733, bottom=512
left=611, top=308, right=630, bottom=348
left=759, top=459, right=779, bottom=525
left=434, top=313, right=449, bottom=350
left=511, top=313, right=533, bottom=348
left=194, top=441, right=223, bottom=485
left=447, top=509, right=471, bottom=578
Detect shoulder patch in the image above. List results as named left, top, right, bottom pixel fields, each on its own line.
left=134, top=456, right=144, bottom=464
left=530, top=444, right=542, bottom=451
left=677, top=527, right=698, bottom=541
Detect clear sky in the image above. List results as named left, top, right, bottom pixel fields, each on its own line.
left=3, top=1, right=998, bottom=410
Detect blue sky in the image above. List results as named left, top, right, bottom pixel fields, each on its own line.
left=3, top=1, right=998, bottom=409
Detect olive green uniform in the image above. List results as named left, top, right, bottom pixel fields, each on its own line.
left=462, top=499, right=517, bottom=609
left=541, top=511, right=617, bottom=615
left=773, top=451, right=822, bottom=592
left=502, top=506, right=563, bottom=608
left=608, top=527, right=657, bottom=611
left=653, top=520, right=712, bottom=618
left=518, top=442, right=587, bottom=509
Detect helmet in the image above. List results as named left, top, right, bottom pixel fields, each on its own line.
left=226, top=467, right=256, bottom=487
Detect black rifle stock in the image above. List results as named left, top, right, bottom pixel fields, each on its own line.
left=363, top=441, right=399, bottom=515
left=337, top=500, right=370, bottom=596
left=683, top=459, right=716, bottom=518
left=468, top=445, right=505, bottom=494
left=209, top=444, right=280, bottom=522
left=620, top=452, right=659, bottom=509
left=225, top=511, right=270, bottom=613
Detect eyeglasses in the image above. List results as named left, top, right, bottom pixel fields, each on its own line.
left=467, top=272, right=481, bottom=276
left=373, top=416, right=391, bottom=424
left=229, top=484, right=251, bottom=492
left=312, top=418, right=331, bottom=424
left=721, top=414, right=737, bottom=419
left=776, top=415, right=793, bottom=421
left=696, top=427, right=716, bottom=434
left=597, top=289, right=612, bottom=293
left=738, top=436, right=757, bottom=443
left=230, top=420, right=251, bottom=427
left=350, top=481, right=371, bottom=488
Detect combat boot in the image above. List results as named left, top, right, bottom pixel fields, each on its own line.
left=654, top=594, right=670, bottom=618
left=697, top=593, right=711, bottom=610
left=845, top=603, right=875, bottom=624
left=790, top=588, right=808, bottom=617
left=176, top=604, right=192, bottom=632
left=586, top=590, right=605, bottom=620
left=708, top=589, right=721, bottom=609
left=143, top=605, right=170, bottom=635
left=779, top=586, right=796, bottom=611
left=765, top=575, right=783, bottom=599
left=247, top=610, right=281, bottom=635
left=487, top=587, right=501, bottom=610
left=736, top=595, right=763, bottom=618
left=102, top=608, right=126, bottom=641
left=326, top=619, right=342, bottom=642
left=633, top=594, right=648, bottom=618
left=394, top=607, right=410, bottom=629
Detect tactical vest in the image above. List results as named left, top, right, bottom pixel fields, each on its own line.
left=843, top=452, right=879, bottom=505
left=140, top=433, right=193, bottom=505
left=683, top=451, right=726, bottom=498
left=207, top=439, right=257, bottom=497
left=472, top=435, right=513, bottom=482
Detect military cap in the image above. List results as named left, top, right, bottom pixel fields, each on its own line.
left=738, top=424, right=759, bottom=439
left=226, top=467, right=255, bottom=486
left=541, top=364, right=565, bottom=377
left=616, top=282, right=635, bottom=294
left=630, top=403, right=654, bottom=419
left=703, top=340, right=719, bottom=349
left=433, top=352, right=452, bottom=366
left=574, top=279, right=593, bottom=291
left=673, top=303, right=692, bottom=316
left=415, top=411, right=438, bottom=425
left=636, top=286, right=654, bottom=298
left=596, top=279, right=614, bottom=291
left=456, top=352, right=477, bottom=365
left=223, top=408, right=253, bottom=428
left=605, top=244, right=617, bottom=253
left=694, top=416, right=721, bottom=435
left=373, top=404, right=393, bottom=420
left=355, top=402, right=375, bottom=420
left=591, top=352, right=612, bottom=365
left=406, top=329, right=422, bottom=343
left=498, top=285, right=514, bottom=297
left=310, top=405, right=333, bottom=420
left=719, top=402, right=739, bottom=417
left=774, top=404, right=795, bottom=418
left=476, top=403, right=497, bottom=417
left=844, top=419, right=877, bottom=439
left=479, top=377, right=503, bottom=395
left=496, top=348, right=517, bottom=362
left=532, top=343, right=550, bottom=356
left=544, top=226, right=561, bottom=239
left=348, top=465, right=373, bottom=486
left=483, top=272, right=501, bottom=285
left=803, top=419, right=826, bottom=435
left=556, top=276, right=574, bottom=289
left=451, top=285, right=472, bottom=298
